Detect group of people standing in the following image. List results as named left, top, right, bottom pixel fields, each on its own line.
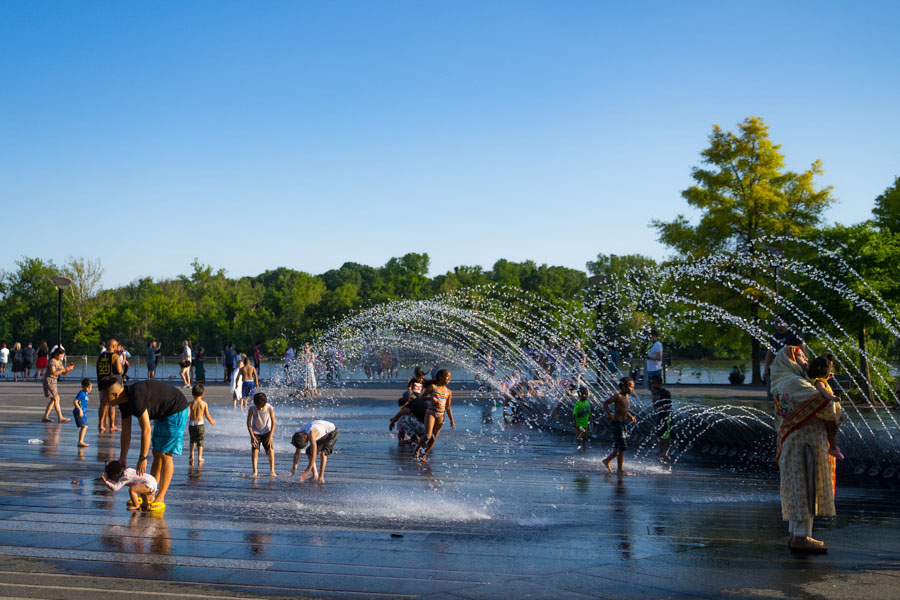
left=0, top=340, right=53, bottom=381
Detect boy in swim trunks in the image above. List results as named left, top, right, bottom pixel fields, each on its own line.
left=602, top=377, right=636, bottom=475
left=237, top=356, right=259, bottom=406
left=188, top=384, right=216, bottom=465
left=291, top=419, right=338, bottom=483
left=247, top=392, right=276, bottom=477
left=102, top=459, right=157, bottom=511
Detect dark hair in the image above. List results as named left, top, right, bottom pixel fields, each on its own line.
left=649, top=374, right=663, bottom=384
left=649, top=329, right=659, bottom=337
left=577, top=386, right=589, bottom=400
left=98, top=376, right=121, bottom=392
left=808, top=354, right=834, bottom=379
left=414, top=366, right=424, bottom=378
left=81, top=377, right=92, bottom=388
left=50, top=348, right=64, bottom=359
left=435, top=369, right=451, bottom=384
left=105, top=460, right=125, bottom=481
left=619, top=376, right=634, bottom=392
left=192, top=383, right=205, bottom=398
left=253, top=392, right=268, bottom=407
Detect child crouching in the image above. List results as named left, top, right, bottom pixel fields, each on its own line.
left=102, top=460, right=158, bottom=511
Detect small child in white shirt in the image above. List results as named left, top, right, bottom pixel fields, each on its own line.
left=102, top=460, right=158, bottom=511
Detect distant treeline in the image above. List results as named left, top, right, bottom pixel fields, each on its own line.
left=0, top=254, right=589, bottom=358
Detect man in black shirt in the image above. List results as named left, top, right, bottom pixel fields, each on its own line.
left=100, top=378, right=189, bottom=511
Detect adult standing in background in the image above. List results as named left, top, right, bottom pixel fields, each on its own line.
left=11, top=343, right=24, bottom=382
left=23, top=342, right=35, bottom=380
left=146, top=340, right=158, bottom=379
left=179, top=340, right=192, bottom=389
left=97, top=338, right=123, bottom=432
left=222, top=343, right=237, bottom=383
left=0, top=342, right=8, bottom=378
left=35, top=341, right=50, bottom=380
left=642, top=329, right=664, bottom=390
left=253, top=341, right=263, bottom=381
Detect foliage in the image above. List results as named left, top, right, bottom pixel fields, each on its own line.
left=872, top=176, right=900, bottom=233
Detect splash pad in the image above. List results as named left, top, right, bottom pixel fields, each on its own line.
left=283, top=241, right=899, bottom=483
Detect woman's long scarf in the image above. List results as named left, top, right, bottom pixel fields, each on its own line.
left=770, top=346, right=832, bottom=462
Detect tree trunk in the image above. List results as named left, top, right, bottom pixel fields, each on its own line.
left=858, top=322, right=874, bottom=404
left=750, top=301, right=763, bottom=384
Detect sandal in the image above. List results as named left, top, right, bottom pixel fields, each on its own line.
left=147, top=501, right=166, bottom=512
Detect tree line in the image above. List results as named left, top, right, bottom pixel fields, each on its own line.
left=2, top=117, right=898, bottom=399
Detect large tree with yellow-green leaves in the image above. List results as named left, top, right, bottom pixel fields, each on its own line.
left=653, top=116, right=833, bottom=383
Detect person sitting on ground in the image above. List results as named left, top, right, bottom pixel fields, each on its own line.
left=649, top=374, right=673, bottom=461
left=247, top=392, right=276, bottom=477
left=102, top=460, right=157, bottom=511
left=291, top=419, right=338, bottom=483
left=188, top=384, right=216, bottom=465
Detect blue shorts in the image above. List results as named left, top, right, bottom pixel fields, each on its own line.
left=242, top=380, right=256, bottom=399
left=151, top=407, right=188, bottom=455
left=612, top=421, right=628, bottom=450
left=73, top=408, right=87, bottom=428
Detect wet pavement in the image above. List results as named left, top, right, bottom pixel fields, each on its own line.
left=0, top=381, right=897, bottom=599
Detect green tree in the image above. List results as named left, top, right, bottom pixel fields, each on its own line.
left=801, top=222, right=900, bottom=403
left=653, top=116, right=833, bottom=382
left=872, top=176, right=900, bottom=233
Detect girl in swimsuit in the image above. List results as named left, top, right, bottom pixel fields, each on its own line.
left=414, top=369, right=455, bottom=462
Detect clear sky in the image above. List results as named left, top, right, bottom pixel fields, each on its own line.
left=2, top=1, right=898, bottom=287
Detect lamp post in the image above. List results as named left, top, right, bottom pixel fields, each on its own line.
left=49, top=276, right=72, bottom=350
left=588, top=275, right=608, bottom=379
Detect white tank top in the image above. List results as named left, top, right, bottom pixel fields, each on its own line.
left=250, top=405, right=272, bottom=434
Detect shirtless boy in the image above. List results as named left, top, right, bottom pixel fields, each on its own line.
left=188, top=384, right=216, bottom=465
left=602, top=377, right=636, bottom=475
left=237, top=356, right=259, bottom=407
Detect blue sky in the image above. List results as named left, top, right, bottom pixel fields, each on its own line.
left=2, top=1, right=898, bottom=287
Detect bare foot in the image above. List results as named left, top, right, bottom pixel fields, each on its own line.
left=198, top=457, right=205, bottom=463
left=251, top=472, right=258, bottom=478
left=41, top=418, right=52, bottom=423
left=126, top=505, right=140, bottom=512
left=316, top=476, right=325, bottom=484
left=602, top=458, right=613, bottom=473
left=616, top=470, right=633, bottom=476
left=111, top=426, right=121, bottom=431
left=189, top=459, right=194, bottom=465
left=78, top=442, right=89, bottom=448
left=270, top=471, right=277, bottom=478
left=419, top=454, right=429, bottom=463
left=59, top=417, right=71, bottom=422
left=99, top=427, right=108, bottom=434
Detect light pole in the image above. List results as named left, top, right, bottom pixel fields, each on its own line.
left=49, top=276, right=72, bottom=350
